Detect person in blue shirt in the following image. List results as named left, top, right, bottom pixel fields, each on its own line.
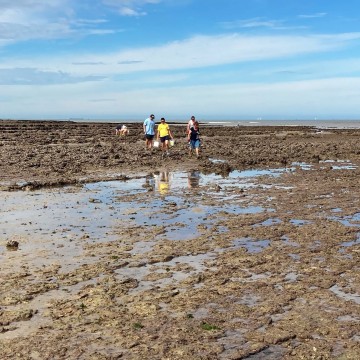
left=143, top=114, right=156, bottom=150
left=188, top=121, right=201, bottom=158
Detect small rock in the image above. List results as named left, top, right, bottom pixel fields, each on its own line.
left=6, top=240, right=19, bottom=249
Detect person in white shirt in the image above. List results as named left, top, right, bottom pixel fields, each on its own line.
left=186, top=115, right=196, bottom=148
left=187, top=115, right=195, bottom=135
left=115, top=124, right=129, bottom=136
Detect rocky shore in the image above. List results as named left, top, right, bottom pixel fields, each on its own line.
left=1, top=120, right=359, bottom=359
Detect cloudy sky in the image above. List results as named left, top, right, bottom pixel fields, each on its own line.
left=1, top=0, right=360, bottom=120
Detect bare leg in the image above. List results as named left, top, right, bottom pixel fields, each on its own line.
left=145, top=138, right=152, bottom=150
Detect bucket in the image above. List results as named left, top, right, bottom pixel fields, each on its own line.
left=153, top=140, right=159, bottom=148
left=169, top=139, right=175, bottom=147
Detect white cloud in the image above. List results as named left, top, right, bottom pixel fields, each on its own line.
left=220, top=17, right=308, bottom=31
left=0, top=1, right=113, bottom=43
left=0, top=68, right=105, bottom=85
left=0, top=1, right=72, bottom=24
left=119, top=7, right=145, bottom=16
left=6, top=32, right=357, bottom=77
left=221, top=17, right=284, bottom=29
left=298, top=12, right=327, bottom=19
left=102, top=0, right=161, bottom=16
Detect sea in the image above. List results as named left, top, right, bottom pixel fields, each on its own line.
left=66, top=118, right=360, bottom=129
left=5, top=118, right=360, bottom=129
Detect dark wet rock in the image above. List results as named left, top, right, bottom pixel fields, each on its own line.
left=6, top=240, right=19, bottom=249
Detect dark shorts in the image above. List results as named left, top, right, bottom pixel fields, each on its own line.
left=146, top=134, right=154, bottom=140
left=160, top=135, right=169, bottom=143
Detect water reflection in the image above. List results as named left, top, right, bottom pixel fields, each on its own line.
left=157, top=171, right=170, bottom=195
left=145, top=174, right=155, bottom=191
left=188, top=170, right=200, bottom=188
left=144, top=172, right=171, bottom=194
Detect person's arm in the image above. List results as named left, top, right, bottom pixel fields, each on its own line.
left=143, top=121, right=146, bottom=134
left=156, top=127, right=160, bottom=140
left=169, top=128, right=174, bottom=139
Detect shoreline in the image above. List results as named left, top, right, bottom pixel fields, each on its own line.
left=2, top=118, right=360, bottom=129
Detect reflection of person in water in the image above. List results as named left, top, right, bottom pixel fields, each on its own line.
left=145, top=174, right=155, bottom=191
left=188, top=170, right=200, bottom=188
left=158, top=171, right=170, bottom=195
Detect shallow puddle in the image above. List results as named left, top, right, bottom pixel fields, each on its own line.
left=1, top=168, right=280, bottom=267
left=120, top=252, right=219, bottom=294
left=330, top=285, right=360, bottom=304
left=319, top=159, right=358, bottom=170
left=339, top=234, right=360, bottom=254
left=292, top=160, right=357, bottom=171
left=329, top=212, right=360, bottom=227
left=233, top=237, right=271, bottom=253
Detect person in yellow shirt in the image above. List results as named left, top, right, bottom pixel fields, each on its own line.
left=156, top=117, right=174, bottom=156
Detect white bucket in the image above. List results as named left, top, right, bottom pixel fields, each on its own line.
left=153, top=140, right=159, bottom=148
left=169, top=139, right=175, bottom=147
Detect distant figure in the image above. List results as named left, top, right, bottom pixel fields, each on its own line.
left=156, top=117, right=174, bottom=157
left=188, top=121, right=201, bottom=158
left=143, top=114, right=156, bottom=149
left=115, top=124, right=122, bottom=135
left=187, top=115, right=196, bottom=148
left=187, top=115, right=196, bottom=135
left=115, top=124, right=129, bottom=136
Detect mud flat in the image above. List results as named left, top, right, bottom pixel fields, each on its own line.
left=1, top=120, right=360, bottom=359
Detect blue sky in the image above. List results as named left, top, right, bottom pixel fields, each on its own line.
left=1, top=0, right=360, bottom=121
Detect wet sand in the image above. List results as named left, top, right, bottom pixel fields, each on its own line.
left=1, top=120, right=360, bottom=359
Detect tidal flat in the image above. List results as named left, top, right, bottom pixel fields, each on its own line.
left=1, top=120, right=360, bottom=359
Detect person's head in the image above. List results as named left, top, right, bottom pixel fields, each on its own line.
left=150, top=114, right=155, bottom=120
left=160, top=117, right=165, bottom=123
left=194, top=121, right=199, bottom=128
left=191, top=116, right=195, bottom=121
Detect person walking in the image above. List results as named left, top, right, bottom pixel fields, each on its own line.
left=143, top=114, right=156, bottom=150
left=186, top=115, right=196, bottom=149
left=156, top=117, right=174, bottom=157
left=187, top=115, right=196, bottom=135
left=188, top=120, right=201, bottom=158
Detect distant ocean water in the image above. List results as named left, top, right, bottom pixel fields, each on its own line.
left=205, top=119, right=360, bottom=129
left=8, top=118, right=360, bottom=129
left=69, top=118, right=360, bottom=129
